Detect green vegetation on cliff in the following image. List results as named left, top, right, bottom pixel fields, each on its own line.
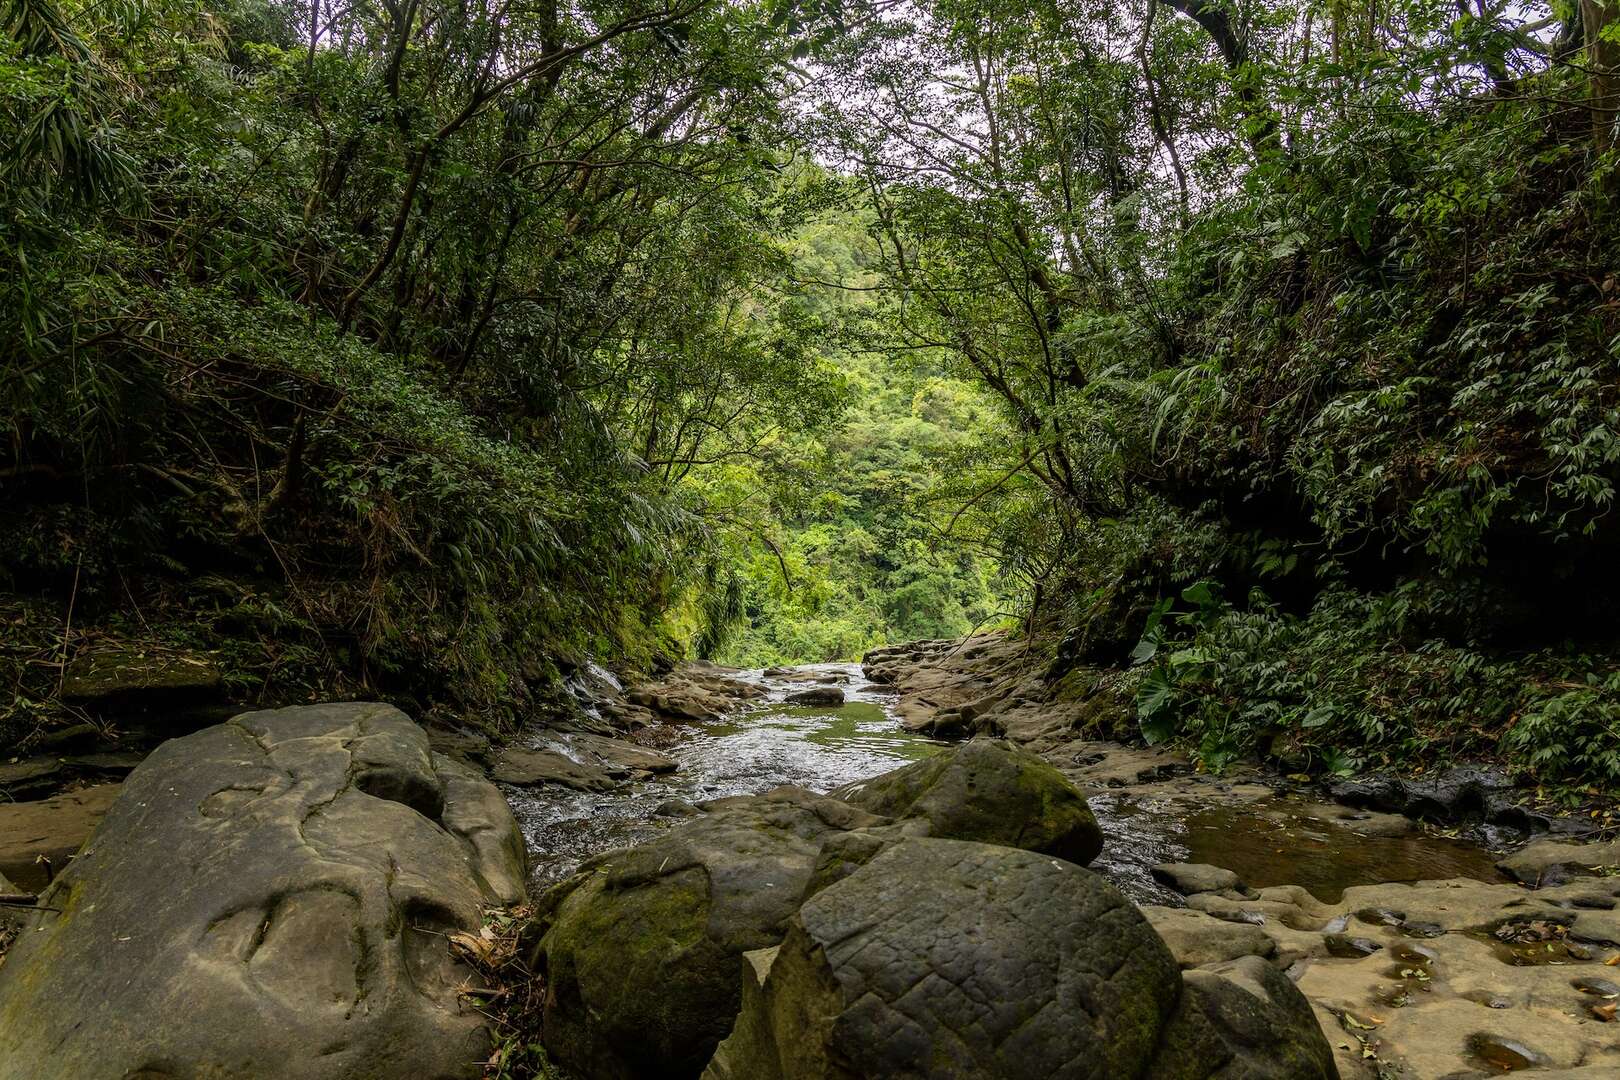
left=5, top=0, right=1620, bottom=790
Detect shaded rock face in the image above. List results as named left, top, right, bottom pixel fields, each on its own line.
left=0, top=702, right=526, bottom=1080
left=1327, top=766, right=1557, bottom=832
left=1153, top=956, right=1342, bottom=1080
left=703, top=839, right=1336, bottom=1080
left=832, top=738, right=1103, bottom=866
left=533, top=787, right=887, bottom=1080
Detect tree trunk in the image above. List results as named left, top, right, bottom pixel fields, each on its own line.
left=1585, top=0, right=1620, bottom=149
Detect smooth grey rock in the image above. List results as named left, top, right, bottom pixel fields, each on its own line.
left=0, top=702, right=525, bottom=1080
left=832, top=739, right=1103, bottom=866
left=703, top=837, right=1181, bottom=1080
left=1152, top=863, right=1254, bottom=898
left=1142, top=906, right=1277, bottom=969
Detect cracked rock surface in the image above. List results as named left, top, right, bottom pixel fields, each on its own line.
left=702, top=838, right=1336, bottom=1080
left=0, top=702, right=526, bottom=1080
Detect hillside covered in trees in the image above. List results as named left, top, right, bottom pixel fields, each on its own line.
left=4, top=0, right=1619, bottom=793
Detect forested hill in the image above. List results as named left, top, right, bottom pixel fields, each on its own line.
left=4, top=0, right=1619, bottom=791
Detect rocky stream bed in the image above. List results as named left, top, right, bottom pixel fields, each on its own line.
left=2, top=635, right=1619, bottom=1078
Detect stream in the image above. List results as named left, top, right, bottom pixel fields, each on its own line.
left=503, top=662, right=1508, bottom=905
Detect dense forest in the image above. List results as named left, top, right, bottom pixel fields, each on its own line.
left=4, top=0, right=1619, bottom=793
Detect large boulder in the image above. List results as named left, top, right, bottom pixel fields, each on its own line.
left=0, top=702, right=526, bottom=1080
left=832, top=739, right=1103, bottom=866
left=704, top=838, right=1179, bottom=1080
left=532, top=786, right=886, bottom=1080
left=704, top=839, right=1336, bottom=1080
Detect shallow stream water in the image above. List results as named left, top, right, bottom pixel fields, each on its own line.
left=504, top=662, right=1507, bottom=905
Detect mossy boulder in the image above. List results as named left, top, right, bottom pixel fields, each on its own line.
left=703, top=839, right=1337, bottom=1080
left=531, top=786, right=887, bottom=1079
left=703, top=837, right=1181, bottom=1080
left=831, top=738, right=1103, bottom=866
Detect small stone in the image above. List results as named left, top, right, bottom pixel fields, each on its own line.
left=1150, top=863, right=1250, bottom=897
left=1325, top=934, right=1383, bottom=958
left=1399, top=920, right=1445, bottom=938
left=1462, top=989, right=1513, bottom=1009
left=1355, top=907, right=1406, bottom=926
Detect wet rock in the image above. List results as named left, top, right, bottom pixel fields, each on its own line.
left=0, top=702, right=525, bottom=1079
left=492, top=747, right=618, bottom=791
left=703, top=838, right=1188, bottom=1080
left=1399, top=920, right=1445, bottom=938
left=1324, top=934, right=1383, bottom=958
left=1354, top=906, right=1406, bottom=927
left=1150, top=955, right=1339, bottom=1080
left=784, top=686, right=844, bottom=707
left=1572, top=976, right=1620, bottom=997
left=0, top=749, right=143, bottom=801
left=0, top=783, right=122, bottom=892
left=0, top=756, right=66, bottom=800
left=1498, top=838, right=1620, bottom=887
left=832, top=739, right=1103, bottom=866
left=1328, top=766, right=1539, bottom=832
left=532, top=786, right=886, bottom=1079
left=1151, top=862, right=1254, bottom=898
left=565, top=732, right=678, bottom=775
left=1572, top=893, right=1617, bottom=910
left=427, top=726, right=493, bottom=768
left=625, top=665, right=766, bottom=724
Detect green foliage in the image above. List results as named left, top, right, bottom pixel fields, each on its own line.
left=0, top=0, right=841, bottom=738
left=808, top=0, right=1620, bottom=789
left=6, top=0, right=1620, bottom=798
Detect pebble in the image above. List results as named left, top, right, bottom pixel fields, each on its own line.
left=1325, top=933, right=1383, bottom=958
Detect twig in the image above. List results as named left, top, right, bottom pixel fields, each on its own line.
left=56, top=555, right=83, bottom=697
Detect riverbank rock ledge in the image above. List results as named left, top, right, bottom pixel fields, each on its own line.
left=0, top=702, right=527, bottom=1080
left=704, top=838, right=1336, bottom=1080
